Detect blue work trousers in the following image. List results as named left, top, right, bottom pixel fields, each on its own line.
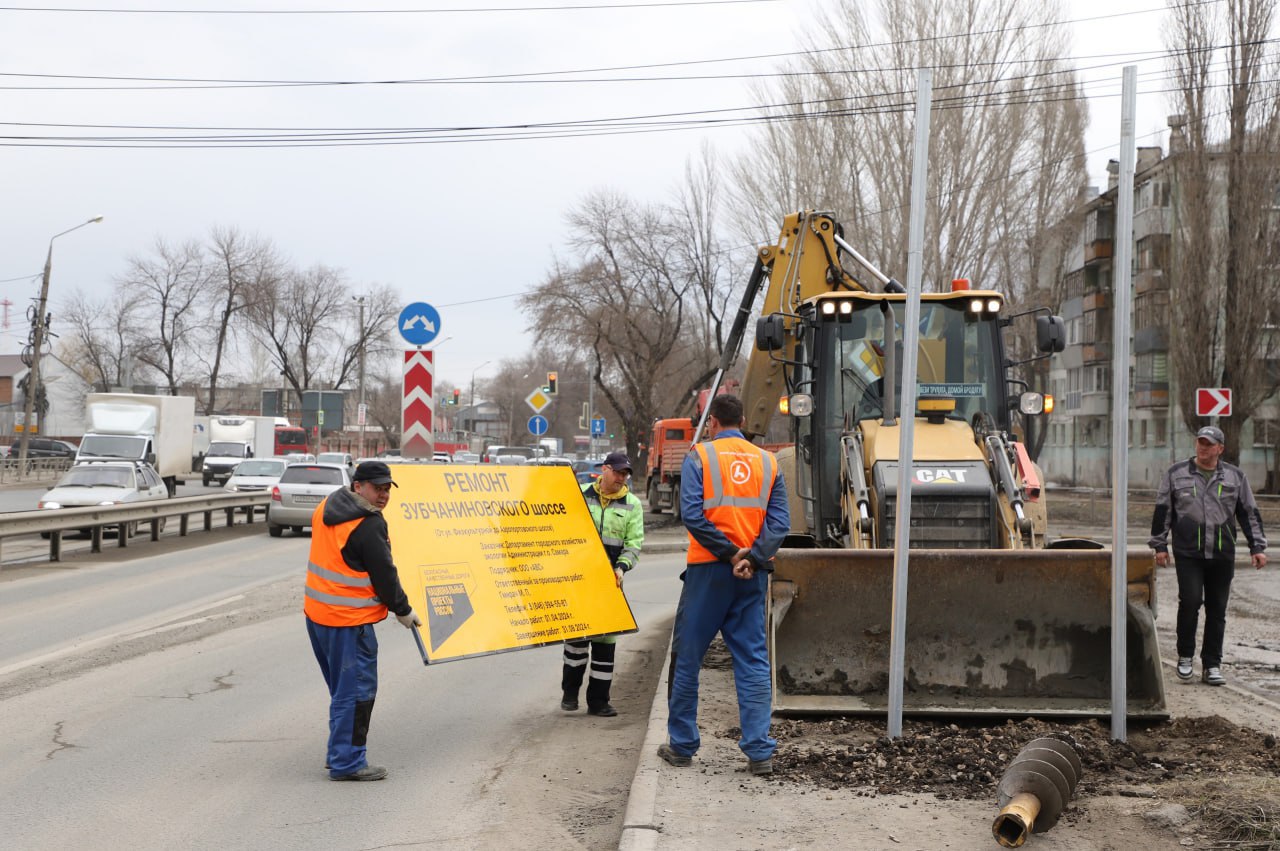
left=667, top=562, right=775, bottom=762
left=306, top=618, right=379, bottom=777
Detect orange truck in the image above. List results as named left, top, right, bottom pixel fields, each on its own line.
left=644, top=380, right=741, bottom=519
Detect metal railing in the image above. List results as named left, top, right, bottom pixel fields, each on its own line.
left=0, top=491, right=272, bottom=563
left=0, top=456, right=74, bottom=484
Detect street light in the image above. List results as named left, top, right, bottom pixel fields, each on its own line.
left=353, top=295, right=367, bottom=458
left=17, top=215, right=104, bottom=469
left=470, top=360, right=492, bottom=407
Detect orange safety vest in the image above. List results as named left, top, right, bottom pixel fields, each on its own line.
left=686, top=436, right=777, bottom=565
left=303, top=499, right=389, bottom=627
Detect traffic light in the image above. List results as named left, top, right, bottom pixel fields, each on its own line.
left=450, top=388, right=461, bottom=406
left=547, top=371, right=558, bottom=395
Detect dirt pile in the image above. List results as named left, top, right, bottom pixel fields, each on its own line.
left=752, top=714, right=1280, bottom=799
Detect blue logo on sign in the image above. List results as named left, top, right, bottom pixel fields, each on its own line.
left=398, top=302, right=441, bottom=347
left=528, top=415, right=549, bottom=436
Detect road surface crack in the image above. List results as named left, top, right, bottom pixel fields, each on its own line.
left=46, top=720, right=81, bottom=760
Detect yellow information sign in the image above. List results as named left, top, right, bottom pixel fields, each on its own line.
left=384, top=463, right=637, bottom=663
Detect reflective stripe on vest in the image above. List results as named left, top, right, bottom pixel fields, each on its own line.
left=686, top=437, right=776, bottom=564
left=303, top=498, right=388, bottom=627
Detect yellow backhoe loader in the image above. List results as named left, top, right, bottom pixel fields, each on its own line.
left=727, top=211, right=1165, bottom=718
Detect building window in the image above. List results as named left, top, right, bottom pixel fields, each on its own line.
left=1140, top=419, right=1148, bottom=447
left=1153, top=413, right=1168, bottom=447
left=1254, top=419, right=1279, bottom=448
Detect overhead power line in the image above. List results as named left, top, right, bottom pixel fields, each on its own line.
left=0, top=0, right=1227, bottom=92
left=0, top=0, right=778, bottom=13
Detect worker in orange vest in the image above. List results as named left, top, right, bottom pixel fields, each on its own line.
left=304, top=460, right=421, bottom=781
left=657, top=394, right=789, bottom=776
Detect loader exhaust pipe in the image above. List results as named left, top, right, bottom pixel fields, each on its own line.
left=991, top=737, right=1082, bottom=847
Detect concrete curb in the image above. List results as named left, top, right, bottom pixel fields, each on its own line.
left=618, top=632, right=674, bottom=851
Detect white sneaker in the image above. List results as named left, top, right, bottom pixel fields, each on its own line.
left=1202, top=666, right=1225, bottom=686
left=1176, top=657, right=1194, bottom=680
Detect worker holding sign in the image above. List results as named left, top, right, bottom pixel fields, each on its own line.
left=304, top=461, right=422, bottom=781
left=560, top=451, right=644, bottom=717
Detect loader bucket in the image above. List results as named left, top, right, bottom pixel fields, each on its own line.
left=768, top=548, right=1167, bottom=718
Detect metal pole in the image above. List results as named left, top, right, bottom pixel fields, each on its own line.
left=888, top=68, right=932, bottom=738
left=1110, top=65, right=1138, bottom=743
left=16, top=244, right=54, bottom=471
left=356, top=296, right=367, bottom=459
left=17, top=216, right=102, bottom=471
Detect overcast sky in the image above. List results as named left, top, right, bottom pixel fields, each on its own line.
left=0, top=0, right=1180, bottom=397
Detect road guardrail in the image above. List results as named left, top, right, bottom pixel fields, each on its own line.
left=0, top=491, right=273, bottom=563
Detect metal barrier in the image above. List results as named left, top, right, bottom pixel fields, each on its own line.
left=0, top=491, right=273, bottom=563
left=0, top=456, right=74, bottom=484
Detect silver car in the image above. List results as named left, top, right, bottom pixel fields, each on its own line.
left=38, top=460, right=169, bottom=538
left=316, top=452, right=355, bottom=475
left=268, top=462, right=351, bottom=537
left=225, top=457, right=289, bottom=515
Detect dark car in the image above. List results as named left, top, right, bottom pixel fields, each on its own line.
left=24, top=438, right=79, bottom=459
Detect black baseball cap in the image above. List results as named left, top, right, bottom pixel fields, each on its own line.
left=353, top=460, right=399, bottom=487
left=596, top=451, right=633, bottom=474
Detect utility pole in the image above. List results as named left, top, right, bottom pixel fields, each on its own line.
left=355, top=295, right=367, bottom=458
left=17, top=216, right=103, bottom=470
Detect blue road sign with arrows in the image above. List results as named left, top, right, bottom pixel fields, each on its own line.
left=398, top=302, right=441, bottom=347
left=528, top=415, right=549, bottom=436
left=591, top=417, right=606, bottom=436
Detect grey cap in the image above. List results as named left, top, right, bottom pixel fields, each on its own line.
left=1196, top=426, right=1225, bottom=445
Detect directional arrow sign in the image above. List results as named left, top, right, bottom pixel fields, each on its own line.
left=525, top=387, right=551, bottom=414
left=528, top=414, right=549, bottom=436
left=398, top=302, right=442, bottom=347
left=591, top=417, right=606, bottom=436
left=402, top=349, right=435, bottom=457
left=1196, top=387, right=1232, bottom=417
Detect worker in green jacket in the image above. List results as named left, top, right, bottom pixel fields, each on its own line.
left=560, top=451, right=644, bottom=717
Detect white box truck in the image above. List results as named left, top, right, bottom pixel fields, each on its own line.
left=78, top=393, right=197, bottom=497
left=201, top=415, right=279, bottom=486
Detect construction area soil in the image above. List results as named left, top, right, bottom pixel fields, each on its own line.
left=639, top=498, right=1280, bottom=849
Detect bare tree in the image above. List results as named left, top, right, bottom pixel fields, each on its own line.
left=240, top=263, right=350, bottom=402
left=115, top=238, right=210, bottom=396
left=729, top=0, right=1086, bottom=300
left=1165, top=0, right=1280, bottom=461
left=57, top=289, right=142, bottom=391
left=200, top=227, right=284, bottom=414
left=522, top=192, right=705, bottom=462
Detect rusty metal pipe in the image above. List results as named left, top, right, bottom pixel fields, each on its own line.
left=991, top=738, right=1082, bottom=847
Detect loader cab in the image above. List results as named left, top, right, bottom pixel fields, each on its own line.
left=781, top=291, right=1014, bottom=543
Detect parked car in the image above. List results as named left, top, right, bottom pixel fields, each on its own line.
left=572, top=458, right=601, bottom=485
left=283, top=453, right=317, bottom=465
left=316, top=452, right=355, bottom=474
left=432, top=452, right=453, bottom=464
left=268, top=463, right=351, bottom=537
left=37, top=460, right=169, bottom=537
left=24, top=438, right=79, bottom=459
left=493, top=454, right=528, bottom=465
left=224, top=457, right=289, bottom=497
left=452, top=451, right=480, bottom=464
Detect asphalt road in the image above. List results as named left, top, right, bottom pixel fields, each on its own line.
left=0, top=527, right=688, bottom=850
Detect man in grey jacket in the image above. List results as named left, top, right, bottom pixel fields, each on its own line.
left=1149, top=426, right=1267, bottom=686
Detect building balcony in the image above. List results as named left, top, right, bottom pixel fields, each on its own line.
left=1135, top=385, right=1170, bottom=408
left=1133, top=206, right=1171, bottom=241
left=1134, top=268, right=1167, bottom=295
left=1082, top=292, right=1108, bottom=311
left=1082, top=342, right=1111, bottom=363
left=1134, top=326, right=1169, bottom=353
left=1084, top=239, right=1113, bottom=263
left=1078, top=392, right=1111, bottom=416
